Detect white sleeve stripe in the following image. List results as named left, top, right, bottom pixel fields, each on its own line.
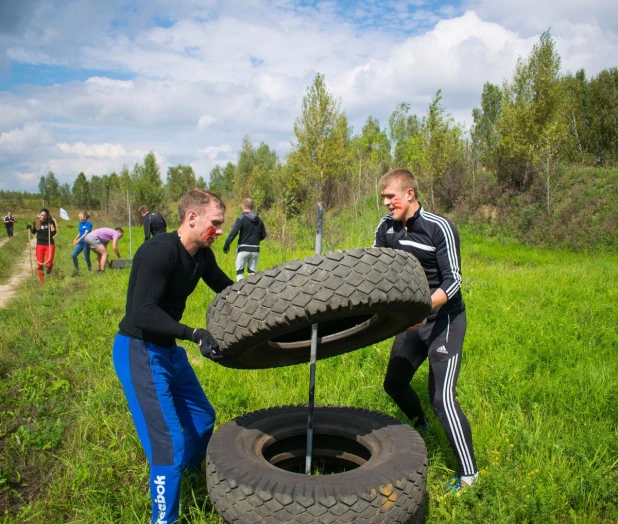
left=420, top=210, right=462, bottom=296
left=421, top=210, right=461, bottom=280
left=373, top=214, right=392, bottom=247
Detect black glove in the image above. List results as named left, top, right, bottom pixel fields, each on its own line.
left=222, top=244, right=230, bottom=254
left=26, top=224, right=32, bottom=230
left=192, top=329, right=226, bottom=362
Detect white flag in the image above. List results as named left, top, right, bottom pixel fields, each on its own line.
left=59, top=208, right=70, bottom=220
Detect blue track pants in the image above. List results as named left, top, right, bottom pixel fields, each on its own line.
left=112, top=334, right=215, bottom=524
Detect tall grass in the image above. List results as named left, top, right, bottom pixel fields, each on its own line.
left=0, top=203, right=617, bottom=523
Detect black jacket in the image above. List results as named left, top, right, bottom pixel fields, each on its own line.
left=223, top=211, right=267, bottom=253
left=143, top=212, right=167, bottom=240
left=374, top=204, right=464, bottom=319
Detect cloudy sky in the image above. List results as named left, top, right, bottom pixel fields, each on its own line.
left=0, top=0, right=616, bottom=192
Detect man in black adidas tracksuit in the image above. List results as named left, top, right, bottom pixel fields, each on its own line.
left=374, top=168, right=478, bottom=490
left=222, top=197, right=267, bottom=281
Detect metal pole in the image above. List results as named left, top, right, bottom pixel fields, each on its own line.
left=127, top=190, right=133, bottom=260
left=28, top=227, right=33, bottom=276
left=305, top=202, right=323, bottom=475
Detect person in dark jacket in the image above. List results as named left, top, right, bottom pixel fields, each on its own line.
left=222, top=198, right=267, bottom=281
left=113, top=189, right=233, bottom=524
left=139, top=205, right=167, bottom=241
left=373, top=168, right=478, bottom=491
left=27, top=208, right=57, bottom=284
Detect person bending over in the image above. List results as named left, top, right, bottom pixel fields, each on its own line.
left=374, top=168, right=478, bottom=491
left=84, top=227, right=123, bottom=273
left=139, top=205, right=167, bottom=241
left=113, top=188, right=233, bottom=524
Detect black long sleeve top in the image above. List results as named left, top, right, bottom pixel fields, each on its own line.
left=374, top=204, right=464, bottom=320
left=118, top=231, right=233, bottom=347
left=31, top=218, right=57, bottom=245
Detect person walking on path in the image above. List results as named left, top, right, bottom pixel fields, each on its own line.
left=27, top=208, right=57, bottom=284
left=3, top=212, right=15, bottom=237
left=373, top=168, right=478, bottom=491
left=113, top=188, right=233, bottom=524
left=71, top=212, right=93, bottom=272
left=222, top=197, right=267, bottom=281
left=84, top=227, right=124, bottom=273
left=139, top=205, right=167, bottom=241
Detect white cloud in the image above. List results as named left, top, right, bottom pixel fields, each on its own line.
left=1, top=1, right=617, bottom=191
left=16, top=171, right=36, bottom=182
left=197, top=115, right=217, bottom=130
left=464, top=0, right=618, bottom=34
left=56, top=142, right=147, bottom=159
left=0, top=122, right=54, bottom=152
left=198, top=145, right=231, bottom=160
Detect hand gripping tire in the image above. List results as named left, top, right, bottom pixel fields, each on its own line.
left=207, top=248, right=431, bottom=369
left=206, top=406, right=427, bottom=523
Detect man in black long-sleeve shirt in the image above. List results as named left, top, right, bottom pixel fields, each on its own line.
left=139, top=205, right=167, bottom=241
left=113, top=189, right=233, bottom=524
left=374, top=168, right=478, bottom=491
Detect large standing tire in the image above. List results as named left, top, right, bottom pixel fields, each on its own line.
left=207, top=248, right=431, bottom=369
left=206, top=406, right=427, bottom=523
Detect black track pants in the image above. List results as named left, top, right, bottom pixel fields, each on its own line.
left=383, top=310, right=477, bottom=476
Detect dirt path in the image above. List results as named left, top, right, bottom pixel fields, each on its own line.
left=0, top=241, right=36, bottom=309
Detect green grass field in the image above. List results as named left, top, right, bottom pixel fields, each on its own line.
left=0, top=205, right=617, bottom=523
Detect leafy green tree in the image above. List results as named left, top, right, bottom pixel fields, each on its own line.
left=222, top=162, right=236, bottom=195
left=59, top=183, right=72, bottom=207
left=208, top=165, right=226, bottom=195
left=287, top=73, right=349, bottom=208
left=588, top=67, right=618, bottom=165
left=89, top=175, right=103, bottom=209
left=350, top=116, right=391, bottom=212
left=39, top=171, right=60, bottom=206
left=133, top=152, right=165, bottom=211
left=196, top=176, right=207, bottom=189
left=561, top=70, right=591, bottom=166
left=471, top=82, right=502, bottom=175
left=72, top=172, right=91, bottom=208
left=388, top=103, right=421, bottom=167
left=167, top=165, right=197, bottom=202
left=405, top=90, right=464, bottom=210
left=235, top=136, right=256, bottom=197
left=118, top=166, right=132, bottom=195
left=498, top=30, right=563, bottom=191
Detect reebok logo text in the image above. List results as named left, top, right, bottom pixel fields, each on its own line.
left=154, top=475, right=167, bottom=524
left=436, top=345, right=448, bottom=354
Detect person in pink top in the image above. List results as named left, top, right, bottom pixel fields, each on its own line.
left=84, top=227, right=124, bottom=273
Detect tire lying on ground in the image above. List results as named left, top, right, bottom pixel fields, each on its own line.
left=206, top=405, right=427, bottom=523
left=109, top=258, right=132, bottom=269
left=207, top=248, right=431, bottom=369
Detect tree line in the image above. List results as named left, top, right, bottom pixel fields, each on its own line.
left=7, top=31, right=616, bottom=245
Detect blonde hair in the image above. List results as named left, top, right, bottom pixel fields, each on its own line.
left=378, top=168, right=419, bottom=199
